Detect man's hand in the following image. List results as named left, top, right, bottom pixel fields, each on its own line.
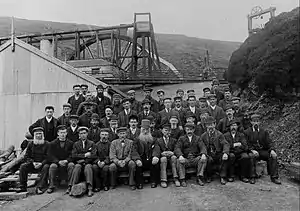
left=222, top=153, right=228, bottom=161
left=178, top=155, right=185, bottom=164
left=85, top=152, right=91, bottom=158
left=58, top=160, right=67, bottom=166
left=33, top=162, right=42, bottom=169
left=270, top=150, right=277, bottom=158
left=233, top=142, right=242, bottom=147
left=77, top=159, right=85, bottom=164
left=200, top=154, right=207, bottom=161
left=161, top=151, right=168, bottom=157
left=166, top=151, right=174, bottom=156
left=97, top=161, right=105, bottom=168
left=119, top=160, right=126, bottom=168
left=152, top=157, right=159, bottom=165
left=136, top=160, right=143, bottom=167
left=251, top=150, right=259, bottom=157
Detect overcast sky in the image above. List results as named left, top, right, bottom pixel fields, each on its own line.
left=0, top=0, right=298, bottom=42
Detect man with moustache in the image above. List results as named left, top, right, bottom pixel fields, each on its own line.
left=132, top=119, right=160, bottom=189
left=118, top=98, right=137, bottom=127
left=67, top=115, right=80, bottom=143
left=207, top=94, right=226, bottom=125
left=47, top=125, right=75, bottom=193
left=80, top=84, right=89, bottom=98
left=183, top=95, right=201, bottom=124
left=137, top=99, right=157, bottom=126
left=127, top=115, right=141, bottom=140
left=172, top=96, right=185, bottom=125
left=194, top=109, right=210, bottom=137
left=201, top=116, right=230, bottom=185
left=175, top=123, right=207, bottom=187
left=58, top=103, right=72, bottom=127
left=218, top=86, right=233, bottom=111
left=210, top=79, right=224, bottom=104
left=224, top=119, right=251, bottom=183
left=92, top=128, right=112, bottom=192
left=100, top=105, right=114, bottom=128
left=156, top=89, right=166, bottom=112
left=78, top=102, right=98, bottom=128
left=127, top=90, right=142, bottom=114
left=217, top=104, right=235, bottom=134
left=68, top=84, right=85, bottom=115
left=157, top=97, right=182, bottom=129
left=93, top=84, right=111, bottom=118
left=142, top=87, right=160, bottom=113
left=16, top=127, right=50, bottom=194
left=107, top=115, right=119, bottom=142
left=87, top=113, right=101, bottom=143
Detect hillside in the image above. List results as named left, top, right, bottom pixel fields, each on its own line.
left=0, top=17, right=240, bottom=73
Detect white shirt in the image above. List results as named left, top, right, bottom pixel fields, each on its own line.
left=231, top=132, right=236, bottom=139
left=75, top=95, right=80, bottom=100
left=125, top=109, right=131, bottom=115
left=71, top=125, right=77, bottom=132
left=82, top=140, right=86, bottom=149
left=130, top=128, right=137, bottom=134
left=187, top=135, right=193, bottom=142
left=189, top=106, right=195, bottom=113
left=46, top=116, right=53, bottom=123
left=253, top=127, right=260, bottom=132
left=98, top=97, right=102, bottom=102
left=210, top=105, right=216, bottom=110
left=163, top=136, right=169, bottom=145
left=165, top=108, right=171, bottom=113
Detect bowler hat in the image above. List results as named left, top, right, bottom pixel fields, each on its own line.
left=173, top=96, right=182, bottom=101
left=141, top=119, right=151, bottom=129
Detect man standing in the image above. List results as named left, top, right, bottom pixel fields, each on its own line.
left=92, top=128, right=112, bottom=192
left=108, top=115, right=119, bottom=142
left=47, top=125, right=75, bottom=193
left=201, top=117, right=230, bottom=185
left=175, top=123, right=207, bottom=187
left=100, top=105, right=114, bottom=128
left=127, top=90, right=142, bottom=114
left=127, top=115, right=140, bottom=140
left=109, top=127, right=136, bottom=190
left=67, top=115, right=79, bottom=143
left=154, top=123, right=180, bottom=187
left=217, top=104, right=235, bottom=134
left=16, top=127, right=50, bottom=194
left=157, top=97, right=182, bottom=128
left=183, top=95, right=201, bottom=124
left=93, top=84, right=111, bottom=118
left=78, top=102, right=97, bottom=128
left=207, top=94, right=226, bottom=125
left=172, top=96, right=185, bottom=124
left=142, top=87, right=159, bottom=113
left=29, top=106, right=59, bottom=142
left=68, top=84, right=85, bottom=115
left=195, top=109, right=209, bottom=137
left=132, top=119, right=160, bottom=189
left=198, top=97, right=208, bottom=111
left=169, top=116, right=184, bottom=140
left=137, top=99, right=157, bottom=126
left=174, top=88, right=188, bottom=108
left=58, top=103, right=72, bottom=127
left=203, top=87, right=211, bottom=107
left=118, top=98, right=137, bottom=127
left=80, top=84, right=89, bottom=98
left=69, top=127, right=96, bottom=197
left=218, top=87, right=233, bottom=110
left=156, top=89, right=165, bottom=112
left=87, top=113, right=101, bottom=143
left=112, top=94, right=123, bottom=114
left=224, top=119, right=251, bottom=183
left=210, top=79, right=224, bottom=104
left=244, top=114, right=281, bottom=184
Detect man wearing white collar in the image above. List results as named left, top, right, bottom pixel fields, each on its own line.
left=127, top=115, right=140, bottom=140
left=207, top=94, right=225, bottom=125
left=118, top=98, right=137, bottom=127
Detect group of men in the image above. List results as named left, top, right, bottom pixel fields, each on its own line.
left=15, top=79, right=281, bottom=197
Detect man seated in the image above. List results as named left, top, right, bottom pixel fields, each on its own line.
left=109, top=127, right=136, bottom=190
left=154, top=123, right=180, bottom=188
left=118, top=97, right=137, bottom=127
left=16, top=127, right=50, bottom=194
left=127, top=115, right=140, bottom=140
left=69, top=127, right=96, bottom=197
left=47, top=125, right=75, bottom=193
left=201, top=116, right=230, bottom=185
left=175, top=123, right=207, bottom=187
left=224, top=119, right=251, bottom=183
left=67, top=115, right=80, bottom=143
left=92, top=128, right=112, bottom=192
left=132, top=119, right=160, bottom=189
left=194, top=109, right=209, bottom=137
left=217, top=104, right=235, bottom=134
left=87, top=113, right=101, bottom=143
left=244, top=114, right=281, bottom=185
left=107, top=115, right=119, bottom=142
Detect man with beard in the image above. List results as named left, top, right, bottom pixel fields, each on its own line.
left=67, top=115, right=80, bottom=143
left=157, top=97, right=182, bottom=129
left=68, top=84, right=86, bottom=115
left=109, top=127, right=136, bottom=190
left=87, top=113, right=101, bottom=143
left=142, top=87, right=159, bottom=113
left=100, top=105, right=114, bottom=128
left=58, top=103, right=72, bottom=127
left=169, top=116, right=184, bottom=140
left=172, top=96, right=185, bottom=125
left=127, top=115, right=141, bottom=140
left=244, top=114, right=281, bottom=185
left=201, top=116, right=230, bottom=185
left=218, top=87, right=233, bottom=111
left=217, top=104, right=235, bottom=134
left=207, top=94, right=225, bottom=125
left=183, top=95, right=201, bottom=124
left=112, top=94, right=123, bottom=114
left=210, top=79, right=224, bottom=105
left=154, top=123, right=180, bottom=188
left=175, top=123, right=207, bottom=187
left=108, top=115, right=119, bottom=142
left=47, top=125, right=75, bottom=194
left=173, top=88, right=188, bottom=108
left=92, top=128, right=112, bottom=192
left=137, top=99, right=157, bottom=126
left=127, top=90, right=142, bottom=114
left=195, top=109, right=209, bottom=137
left=93, top=84, right=111, bottom=118
left=80, top=84, right=89, bottom=98
left=29, top=106, right=59, bottom=142
left=156, top=89, right=166, bottom=111
left=79, top=102, right=98, bottom=128
left=69, top=127, right=96, bottom=197
left=224, top=119, right=251, bottom=183
left=16, top=127, right=50, bottom=194
left=132, top=119, right=160, bottom=189
left=118, top=98, right=137, bottom=127
left=147, top=115, right=162, bottom=138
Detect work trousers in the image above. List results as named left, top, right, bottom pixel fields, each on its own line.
left=92, top=164, right=110, bottom=188
left=206, top=154, right=229, bottom=178
left=48, top=162, right=74, bottom=188
left=160, top=155, right=178, bottom=181
left=136, top=159, right=160, bottom=185
left=249, top=150, right=279, bottom=179
left=19, top=163, right=49, bottom=189
left=177, top=156, right=207, bottom=180
left=69, top=163, right=93, bottom=188
left=228, top=152, right=251, bottom=178
left=109, top=160, right=136, bottom=187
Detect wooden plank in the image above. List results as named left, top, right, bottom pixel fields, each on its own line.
left=0, top=192, right=28, bottom=201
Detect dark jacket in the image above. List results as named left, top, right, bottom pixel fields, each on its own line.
left=113, top=103, right=123, bottom=115
left=100, top=117, right=110, bottom=128
left=194, top=124, right=206, bottom=137
left=174, top=134, right=207, bottom=159
left=153, top=137, right=177, bottom=158
left=170, top=127, right=184, bottom=140
left=108, top=128, right=119, bottom=142
left=71, top=140, right=97, bottom=164
left=131, top=99, right=142, bottom=114
left=217, top=117, right=232, bottom=134
left=127, top=128, right=141, bottom=141
left=157, top=109, right=182, bottom=128
left=94, top=141, right=111, bottom=165
left=29, top=117, right=59, bottom=142
left=93, top=96, right=111, bottom=118
left=200, top=130, right=230, bottom=156
left=88, top=126, right=101, bottom=143
left=68, top=95, right=85, bottom=115
left=208, top=105, right=226, bottom=125
left=67, top=126, right=79, bottom=142
left=78, top=112, right=94, bottom=128
left=137, top=110, right=158, bottom=126
left=118, top=109, right=138, bottom=127
left=24, top=141, right=49, bottom=165
left=132, top=139, right=158, bottom=161
left=57, top=114, right=70, bottom=127
left=47, top=138, right=74, bottom=164
left=224, top=132, right=248, bottom=154
left=244, top=127, right=274, bottom=152
left=183, top=107, right=201, bottom=123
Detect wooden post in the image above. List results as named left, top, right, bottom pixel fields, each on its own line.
left=142, top=35, right=146, bottom=75
left=147, top=36, right=152, bottom=76
left=53, top=35, right=58, bottom=58
left=75, top=32, right=81, bottom=60
left=96, top=32, right=100, bottom=58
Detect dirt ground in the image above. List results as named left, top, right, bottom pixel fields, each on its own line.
left=1, top=175, right=299, bottom=211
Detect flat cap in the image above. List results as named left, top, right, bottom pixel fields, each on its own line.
left=185, top=122, right=195, bottom=129
left=96, top=84, right=104, bottom=89
left=91, top=113, right=100, bottom=120
left=63, top=103, right=72, bottom=108
left=203, top=87, right=211, bottom=92
left=187, top=89, right=195, bottom=93
left=176, top=88, right=184, bottom=93
left=116, top=127, right=128, bottom=133
left=204, top=116, right=216, bottom=124
left=143, top=87, right=153, bottom=92
left=251, top=114, right=260, bottom=120
left=45, top=105, right=55, bottom=110
left=77, top=126, right=89, bottom=133
left=83, top=101, right=97, bottom=107
left=70, top=114, right=79, bottom=120
left=199, top=97, right=207, bottom=102
left=169, top=115, right=178, bottom=120
left=224, top=86, right=231, bottom=92
left=113, top=93, right=121, bottom=98
left=142, top=99, right=152, bottom=105
left=57, top=125, right=67, bottom=131
left=32, top=127, right=44, bottom=133
left=157, top=89, right=165, bottom=94
left=163, top=97, right=172, bottom=101
left=173, top=96, right=182, bottom=101
left=105, top=105, right=113, bottom=110
left=162, top=123, right=171, bottom=129
left=127, top=90, right=136, bottom=94
left=100, top=128, right=110, bottom=133
left=229, top=119, right=240, bottom=126
left=185, top=111, right=196, bottom=119
left=207, top=94, right=217, bottom=99
left=73, top=84, right=81, bottom=89
left=122, top=97, right=130, bottom=103
left=109, top=115, right=118, bottom=121
left=231, top=96, right=241, bottom=101
left=129, top=114, right=139, bottom=121
left=81, top=84, right=88, bottom=88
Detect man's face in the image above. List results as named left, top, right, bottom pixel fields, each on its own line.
left=35, top=131, right=44, bottom=140
left=232, top=100, right=240, bottom=108
left=63, top=107, right=71, bottom=115
left=84, top=105, right=93, bottom=113
left=129, top=119, right=138, bottom=128
left=161, top=128, right=170, bottom=137
left=128, top=93, right=135, bottom=100
left=169, top=118, right=178, bottom=125
left=212, top=84, right=219, bottom=91
left=70, top=119, right=78, bottom=127
left=105, top=108, right=113, bottom=117
left=164, top=99, right=172, bottom=109
left=226, top=109, right=234, bottom=118
left=141, top=128, right=150, bottom=135
left=144, top=91, right=151, bottom=98
left=188, top=97, right=196, bottom=107
left=100, top=132, right=109, bottom=142
left=143, top=103, right=151, bottom=111
left=118, top=131, right=127, bottom=139
left=199, top=101, right=206, bottom=108
left=150, top=121, right=155, bottom=128
left=185, top=127, right=194, bottom=135
left=79, top=130, right=88, bottom=140
left=186, top=117, right=195, bottom=123
left=45, top=109, right=54, bottom=118
left=177, top=91, right=184, bottom=98
left=251, top=119, right=260, bottom=127
left=209, top=97, right=217, bottom=106
left=175, top=99, right=182, bottom=107
left=206, top=122, right=216, bottom=133
left=109, top=120, right=118, bottom=129
left=203, top=90, right=211, bottom=97
left=224, top=91, right=231, bottom=99
left=81, top=87, right=88, bottom=94
left=230, top=123, right=238, bottom=132
left=123, top=101, right=131, bottom=110
left=157, top=93, right=164, bottom=101
left=97, top=88, right=104, bottom=95
left=91, top=119, right=99, bottom=127
left=200, top=113, right=209, bottom=122
left=74, top=87, right=81, bottom=95
left=85, top=93, right=93, bottom=101
left=114, top=97, right=121, bottom=104
left=57, top=129, right=67, bottom=140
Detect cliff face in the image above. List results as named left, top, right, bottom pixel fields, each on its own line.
left=226, top=7, right=300, bottom=97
